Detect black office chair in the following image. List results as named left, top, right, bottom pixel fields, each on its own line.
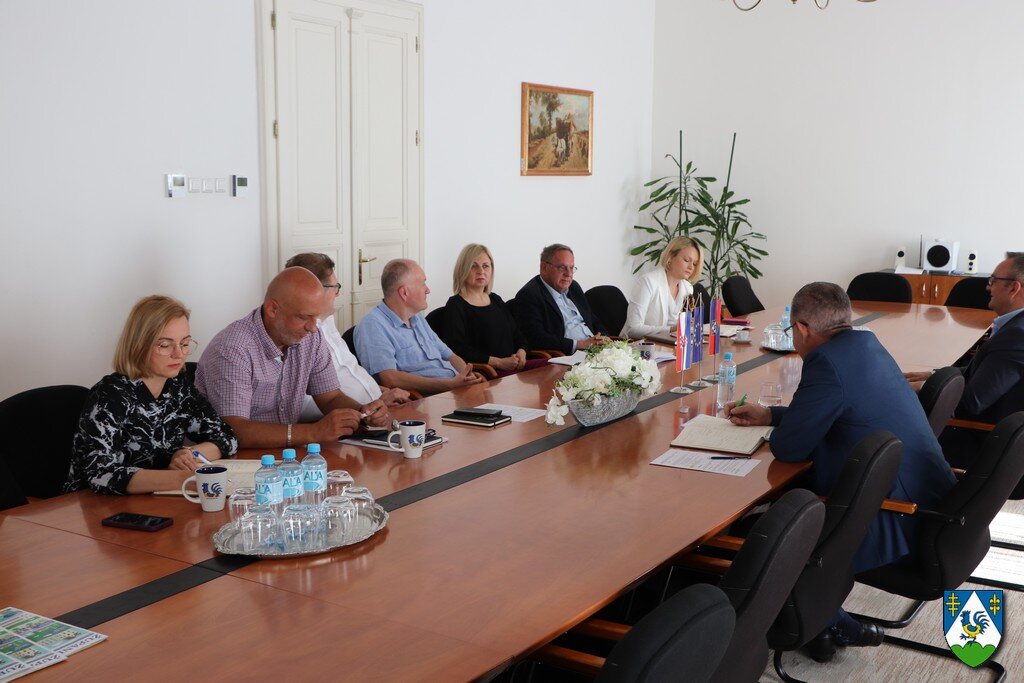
left=846, top=272, right=913, bottom=304
left=0, top=456, right=28, bottom=510
left=585, top=285, right=628, bottom=337
left=722, top=275, right=765, bottom=317
left=0, top=385, right=90, bottom=499
left=342, top=326, right=358, bottom=360
left=535, top=583, right=736, bottom=683
left=917, top=367, right=965, bottom=439
left=709, top=489, right=826, bottom=682
left=425, top=307, right=445, bottom=337
left=945, top=277, right=991, bottom=309
left=184, top=360, right=198, bottom=384
left=849, top=413, right=1024, bottom=682
left=692, top=282, right=712, bottom=324
left=767, top=431, right=903, bottom=682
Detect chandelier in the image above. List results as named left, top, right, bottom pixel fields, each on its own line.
left=732, top=0, right=876, bottom=9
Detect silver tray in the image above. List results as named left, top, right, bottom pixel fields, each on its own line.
left=760, top=341, right=795, bottom=353
left=212, top=503, right=389, bottom=558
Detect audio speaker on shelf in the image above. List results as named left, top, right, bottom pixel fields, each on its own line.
left=966, top=249, right=978, bottom=274
left=920, top=237, right=959, bottom=273
left=894, top=248, right=906, bottom=270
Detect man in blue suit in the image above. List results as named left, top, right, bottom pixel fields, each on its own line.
left=908, top=252, right=1024, bottom=466
left=727, top=282, right=956, bottom=657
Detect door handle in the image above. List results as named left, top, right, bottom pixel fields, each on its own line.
left=933, top=284, right=939, bottom=299
left=358, top=249, right=377, bottom=286
left=921, top=282, right=926, bottom=297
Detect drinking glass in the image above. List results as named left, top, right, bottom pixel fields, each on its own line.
left=322, top=495, right=357, bottom=545
left=281, top=503, right=321, bottom=553
left=326, top=470, right=355, bottom=498
left=762, top=323, right=783, bottom=349
left=228, top=487, right=256, bottom=527
left=239, top=504, right=279, bottom=553
left=758, top=381, right=783, bottom=407
left=342, top=486, right=377, bottom=536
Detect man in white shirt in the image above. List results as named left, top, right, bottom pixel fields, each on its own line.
left=285, top=253, right=411, bottom=421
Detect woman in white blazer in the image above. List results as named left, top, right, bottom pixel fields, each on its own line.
left=621, top=236, right=703, bottom=338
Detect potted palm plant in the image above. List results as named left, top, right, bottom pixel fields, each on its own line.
left=630, top=132, right=767, bottom=297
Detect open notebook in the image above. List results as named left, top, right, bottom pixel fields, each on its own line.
left=153, top=459, right=262, bottom=496
left=671, top=414, right=774, bottom=455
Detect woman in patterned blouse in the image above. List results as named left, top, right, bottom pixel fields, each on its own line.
left=64, top=296, right=238, bottom=495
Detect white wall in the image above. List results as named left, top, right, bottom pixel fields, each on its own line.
left=652, top=0, right=1024, bottom=308
left=0, top=0, right=656, bottom=398
left=419, top=0, right=656, bottom=303
left=0, top=0, right=263, bottom=397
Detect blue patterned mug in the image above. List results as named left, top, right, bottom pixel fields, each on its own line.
left=182, top=465, right=229, bottom=512
left=387, top=420, right=427, bottom=459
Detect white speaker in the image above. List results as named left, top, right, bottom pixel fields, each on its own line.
left=894, top=248, right=906, bottom=269
left=966, top=249, right=978, bottom=274
left=921, top=237, right=960, bottom=273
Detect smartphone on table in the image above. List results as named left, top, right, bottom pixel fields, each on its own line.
left=101, top=512, right=173, bottom=532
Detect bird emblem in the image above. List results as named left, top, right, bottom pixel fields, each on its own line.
left=960, top=610, right=990, bottom=642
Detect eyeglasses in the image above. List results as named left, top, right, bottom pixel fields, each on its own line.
left=544, top=262, right=578, bottom=274
left=323, top=283, right=342, bottom=294
left=988, top=276, right=1018, bottom=286
left=154, top=339, right=198, bottom=356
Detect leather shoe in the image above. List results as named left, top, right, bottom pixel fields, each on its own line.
left=804, top=630, right=837, bottom=663
left=846, top=621, right=885, bottom=647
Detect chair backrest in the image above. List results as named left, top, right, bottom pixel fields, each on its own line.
left=184, top=361, right=198, bottom=384
left=585, top=285, right=628, bottom=336
left=711, top=489, right=825, bottom=683
left=944, top=277, right=991, bottom=310
left=0, top=385, right=90, bottom=499
left=692, top=283, right=712, bottom=323
left=0, top=455, right=28, bottom=510
left=919, top=412, right=1024, bottom=591
left=767, top=431, right=903, bottom=651
left=425, top=307, right=445, bottom=338
left=342, top=326, right=357, bottom=361
left=846, top=272, right=914, bottom=304
left=597, top=583, right=735, bottom=683
left=721, top=275, right=765, bottom=317
left=917, top=367, right=965, bottom=438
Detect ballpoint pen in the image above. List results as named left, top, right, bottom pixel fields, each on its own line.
left=710, top=455, right=746, bottom=460
left=735, top=393, right=748, bottom=408
left=192, top=449, right=211, bottom=465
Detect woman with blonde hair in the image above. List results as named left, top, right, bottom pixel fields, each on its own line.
left=441, top=244, right=544, bottom=375
left=64, top=295, right=237, bottom=495
left=621, top=236, right=703, bottom=338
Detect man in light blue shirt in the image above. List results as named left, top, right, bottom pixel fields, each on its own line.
left=355, top=259, right=486, bottom=396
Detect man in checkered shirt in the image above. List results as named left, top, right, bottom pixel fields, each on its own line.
left=197, top=267, right=389, bottom=448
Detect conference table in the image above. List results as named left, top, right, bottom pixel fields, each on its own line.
left=1, top=302, right=993, bottom=681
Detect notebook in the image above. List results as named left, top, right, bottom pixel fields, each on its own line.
left=341, top=430, right=445, bottom=452
left=153, top=458, right=261, bottom=496
left=671, top=414, right=774, bottom=455
left=441, top=412, right=512, bottom=428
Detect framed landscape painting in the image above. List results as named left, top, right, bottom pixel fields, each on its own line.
left=521, top=83, right=593, bottom=176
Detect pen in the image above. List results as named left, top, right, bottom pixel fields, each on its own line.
left=192, top=449, right=211, bottom=465
left=736, top=393, right=748, bottom=408
left=361, top=404, right=384, bottom=419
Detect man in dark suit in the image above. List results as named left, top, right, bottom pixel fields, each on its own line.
left=909, top=252, right=1024, bottom=465
left=513, top=244, right=608, bottom=355
left=727, top=282, right=956, bottom=658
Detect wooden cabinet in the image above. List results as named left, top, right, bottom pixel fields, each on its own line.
left=897, top=272, right=968, bottom=305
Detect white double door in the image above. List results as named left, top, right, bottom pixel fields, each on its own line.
left=266, top=0, right=422, bottom=331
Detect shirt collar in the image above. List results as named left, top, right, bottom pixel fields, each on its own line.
left=541, top=278, right=569, bottom=300
left=250, top=307, right=285, bottom=360
left=992, top=307, right=1024, bottom=336
left=378, top=301, right=413, bottom=329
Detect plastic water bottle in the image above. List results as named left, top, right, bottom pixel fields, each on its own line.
left=254, top=454, right=283, bottom=516
left=781, top=305, right=793, bottom=345
left=716, top=352, right=737, bottom=410
left=279, top=449, right=304, bottom=506
left=302, top=443, right=328, bottom=507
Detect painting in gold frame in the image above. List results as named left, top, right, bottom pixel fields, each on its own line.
left=521, top=83, right=593, bottom=176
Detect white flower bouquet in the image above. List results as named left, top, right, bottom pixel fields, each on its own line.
left=545, top=341, right=662, bottom=426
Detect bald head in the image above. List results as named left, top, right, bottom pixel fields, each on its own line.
left=261, top=267, right=324, bottom=349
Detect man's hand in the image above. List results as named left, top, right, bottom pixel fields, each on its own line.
left=491, top=356, right=519, bottom=371
left=515, top=349, right=528, bottom=369
left=724, top=401, right=772, bottom=427
left=903, top=371, right=932, bottom=384
left=381, top=387, right=412, bottom=405
left=576, top=335, right=608, bottom=350
left=168, top=448, right=201, bottom=472
left=448, top=364, right=486, bottom=388
left=359, top=399, right=390, bottom=428
left=315, top=408, right=362, bottom=440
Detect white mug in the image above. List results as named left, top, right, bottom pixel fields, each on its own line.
left=182, top=465, right=229, bottom=512
left=387, top=420, right=427, bottom=459
left=735, top=329, right=751, bottom=343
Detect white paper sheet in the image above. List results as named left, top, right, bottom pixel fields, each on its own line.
left=475, top=403, right=547, bottom=423
left=650, top=448, right=761, bottom=477
left=547, top=351, right=587, bottom=366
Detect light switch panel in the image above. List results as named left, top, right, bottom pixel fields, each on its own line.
left=166, top=174, right=186, bottom=198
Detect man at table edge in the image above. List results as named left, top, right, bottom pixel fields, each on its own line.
left=197, top=267, right=389, bottom=449
left=726, top=281, right=956, bottom=659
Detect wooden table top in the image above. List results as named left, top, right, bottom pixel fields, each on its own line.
left=1, top=302, right=993, bottom=681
